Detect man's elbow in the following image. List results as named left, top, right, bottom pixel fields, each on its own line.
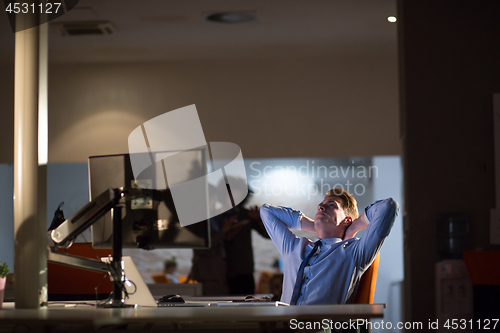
left=385, top=198, right=399, bottom=218
left=375, top=198, right=399, bottom=238
left=260, top=204, right=271, bottom=219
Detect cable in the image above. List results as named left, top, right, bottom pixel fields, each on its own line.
left=59, top=238, right=75, bottom=254
left=108, top=262, right=129, bottom=299
left=97, top=293, right=113, bottom=307
left=81, top=234, right=102, bottom=260
left=94, top=271, right=109, bottom=303
left=124, top=278, right=137, bottom=296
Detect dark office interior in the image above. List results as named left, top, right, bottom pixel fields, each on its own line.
left=0, top=0, right=499, bottom=331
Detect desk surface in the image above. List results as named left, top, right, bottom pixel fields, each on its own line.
left=0, top=303, right=384, bottom=327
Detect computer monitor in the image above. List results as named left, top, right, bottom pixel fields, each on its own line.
left=89, top=149, right=211, bottom=250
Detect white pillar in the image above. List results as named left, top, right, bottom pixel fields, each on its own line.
left=14, top=12, right=48, bottom=308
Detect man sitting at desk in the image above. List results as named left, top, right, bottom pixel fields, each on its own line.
left=260, top=188, right=398, bottom=305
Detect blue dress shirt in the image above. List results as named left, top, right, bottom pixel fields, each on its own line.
left=260, top=198, right=398, bottom=305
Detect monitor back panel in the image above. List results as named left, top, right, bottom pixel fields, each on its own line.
left=89, top=152, right=210, bottom=250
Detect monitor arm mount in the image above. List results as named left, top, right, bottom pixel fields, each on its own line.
left=47, top=187, right=150, bottom=307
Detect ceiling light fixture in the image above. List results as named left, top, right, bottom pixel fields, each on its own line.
left=387, top=16, right=397, bottom=23
left=54, top=21, right=116, bottom=36
left=205, top=12, right=256, bottom=24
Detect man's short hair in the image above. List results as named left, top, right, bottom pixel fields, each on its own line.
left=325, top=188, right=359, bottom=219
left=164, top=257, right=177, bottom=271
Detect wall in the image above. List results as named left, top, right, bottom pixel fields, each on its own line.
left=0, top=53, right=399, bottom=163
left=0, top=164, right=14, bottom=270
left=398, top=0, right=500, bottom=327
left=0, top=64, right=14, bottom=163
left=372, top=156, right=404, bottom=332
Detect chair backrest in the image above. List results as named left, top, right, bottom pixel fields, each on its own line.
left=151, top=273, right=170, bottom=283
left=353, top=252, right=380, bottom=304
left=462, top=250, right=500, bottom=285
left=179, top=275, right=197, bottom=284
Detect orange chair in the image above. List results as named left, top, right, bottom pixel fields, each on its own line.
left=151, top=274, right=197, bottom=284
left=151, top=273, right=170, bottom=283
left=256, top=271, right=273, bottom=294
left=179, top=275, right=197, bottom=284
left=462, top=250, right=500, bottom=331
left=353, top=252, right=380, bottom=304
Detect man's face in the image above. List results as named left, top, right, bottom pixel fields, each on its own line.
left=314, top=196, right=347, bottom=228
left=165, top=266, right=176, bottom=274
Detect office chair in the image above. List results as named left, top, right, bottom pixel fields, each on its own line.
left=323, top=254, right=381, bottom=333
left=151, top=273, right=170, bottom=283
left=353, top=252, right=380, bottom=304
left=151, top=273, right=197, bottom=284
left=463, top=251, right=500, bottom=333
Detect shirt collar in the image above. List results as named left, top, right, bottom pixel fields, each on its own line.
left=314, top=237, right=342, bottom=245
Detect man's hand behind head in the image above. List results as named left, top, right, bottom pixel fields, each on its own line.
left=343, top=213, right=369, bottom=240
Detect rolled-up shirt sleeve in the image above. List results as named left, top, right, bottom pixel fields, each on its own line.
left=260, top=204, right=302, bottom=257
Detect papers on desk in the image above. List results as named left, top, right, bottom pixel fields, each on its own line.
left=166, top=295, right=288, bottom=307
left=158, top=300, right=289, bottom=307
left=178, top=296, right=288, bottom=307
left=181, top=295, right=273, bottom=302
left=215, top=301, right=289, bottom=307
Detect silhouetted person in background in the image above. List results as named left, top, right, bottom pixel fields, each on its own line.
left=220, top=179, right=270, bottom=295
left=189, top=184, right=229, bottom=295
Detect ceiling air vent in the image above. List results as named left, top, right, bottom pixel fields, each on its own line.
left=56, top=21, right=116, bottom=36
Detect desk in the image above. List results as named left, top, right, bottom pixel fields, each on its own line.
left=147, top=283, right=203, bottom=297
left=0, top=303, right=384, bottom=332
